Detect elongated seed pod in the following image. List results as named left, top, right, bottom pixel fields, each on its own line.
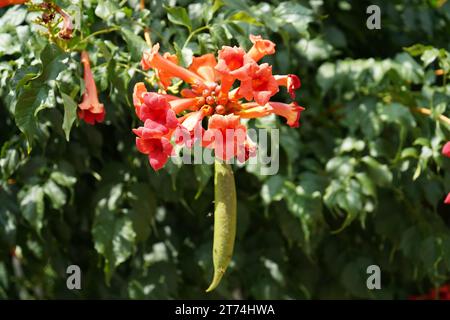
left=205, top=161, right=237, bottom=292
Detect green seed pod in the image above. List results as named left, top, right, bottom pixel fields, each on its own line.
left=205, top=161, right=237, bottom=292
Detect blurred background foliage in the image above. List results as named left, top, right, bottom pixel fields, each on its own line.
left=1, top=0, right=450, bottom=299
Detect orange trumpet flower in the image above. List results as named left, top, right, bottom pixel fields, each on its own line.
left=133, top=34, right=305, bottom=170
left=78, top=51, right=105, bottom=125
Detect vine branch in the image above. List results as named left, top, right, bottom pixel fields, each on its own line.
left=413, top=107, right=450, bottom=126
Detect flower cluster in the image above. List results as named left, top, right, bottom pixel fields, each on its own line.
left=409, top=284, right=450, bottom=300
left=3, top=1, right=75, bottom=40
left=133, top=35, right=304, bottom=170
left=78, top=51, right=105, bottom=124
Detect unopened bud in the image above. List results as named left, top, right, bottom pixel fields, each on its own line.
left=215, top=105, right=226, bottom=114
left=206, top=96, right=215, bottom=105
left=202, top=89, right=210, bottom=97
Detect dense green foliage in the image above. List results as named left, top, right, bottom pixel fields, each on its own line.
left=1, top=0, right=450, bottom=299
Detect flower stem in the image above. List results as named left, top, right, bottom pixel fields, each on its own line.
left=413, top=107, right=450, bottom=126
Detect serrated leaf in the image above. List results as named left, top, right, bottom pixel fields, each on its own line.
left=128, top=183, right=156, bottom=242
left=261, top=175, right=285, bottom=205
left=0, top=192, right=17, bottom=245
left=229, top=11, right=263, bottom=26
left=43, top=179, right=66, bottom=210
left=95, top=0, right=119, bottom=21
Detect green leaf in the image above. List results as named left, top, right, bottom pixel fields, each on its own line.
left=165, top=6, right=192, bottom=31
left=18, top=185, right=45, bottom=234
left=282, top=181, right=323, bottom=251
left=121, top=28, right=147, bottom=62
left=361, top=156, right=393, bottom=187
left=60, top=92, right=78, bottom=141
left=14, top=44, right=67, bottom=146
left=0, top=6, right=27, bottom=29
left=378, top=102, right=416, bottom=129
left=404, top=44, right=431, bottom=57
left=0, top=149, right=19, bottom=179
left=95, top=0, right=119, bottom=21
left=273, top=1, right=313, bottom=34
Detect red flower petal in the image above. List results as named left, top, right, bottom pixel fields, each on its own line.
left=442, top=141, right=450, bottom=158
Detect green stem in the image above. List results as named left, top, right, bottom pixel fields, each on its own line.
left=76, top=27, right=120, bottom=47
left=182, top=25, right=211, bottom=49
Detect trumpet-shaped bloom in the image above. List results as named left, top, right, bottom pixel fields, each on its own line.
left=215, top=46, right=254, bottom=80
left=238, top=63, right=279, bottom=105
left=247, top=35, right=276, bottom=62
left=203, top=114, right=254, bottom=161
left=189, top=54, right=217, bottom=83
left=134, top=132, right=174, bottom=171
left=54, top=5, right=73, bottom=39
left=275, top=74, right=301, bottom=99
left=215, top=46, right=256, bottom=95
left=78, top=51, right=105, bottom=125
left=238, top=101, right=305, bottom=128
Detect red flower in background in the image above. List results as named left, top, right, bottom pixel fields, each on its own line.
left=78, top=51, right=105, bottom=125
left=442, top=141, right=450, bottom=158
left=0, top=0, right=26, bottom=8
left=410, top=284, right=450, bottom=300
left=134, top=34, right=304, bottom=171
